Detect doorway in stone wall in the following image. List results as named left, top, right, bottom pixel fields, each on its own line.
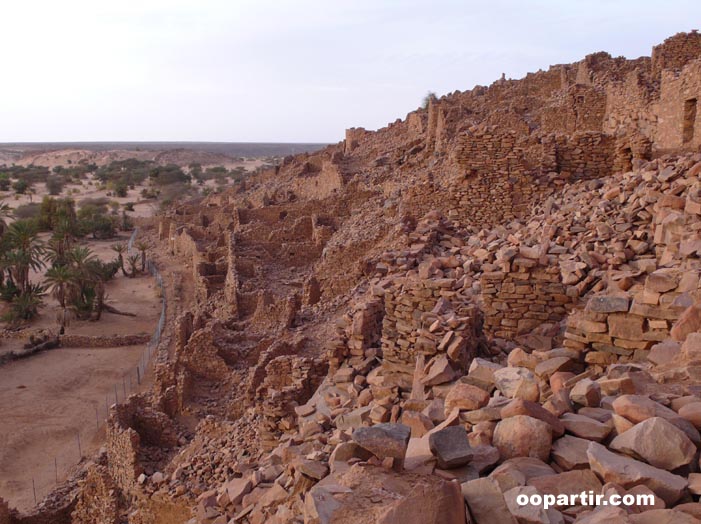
left=683, top=98, right=697, bottom=144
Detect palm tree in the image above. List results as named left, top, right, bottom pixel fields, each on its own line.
left=0, top=201, right=12, bottom=237
left=4, top=282, right=45, bottom=326
left=135, top=241, right=149, bottom=273
left=65, top=246, right=99, bottom=318
left=46, top=218, right=76, bottom=267
left=44, top=264, right=77, bottom=308
left=4, top=220, right=44, bottom=293
left=126, top=253, right=140, bottom=277
left=111, top=243, right=128, bottom=276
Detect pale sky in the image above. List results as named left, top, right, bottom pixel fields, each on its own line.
left=1, top=0, right=699, bottom=143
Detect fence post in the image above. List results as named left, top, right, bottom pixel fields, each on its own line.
left=77, top=432, right=82, bottom=459
left=137, top=366, right=141, bottom=385
left=32, top=478, right=37, bottom=505
left=54, top=457, right=58, bottom=484
left=95, top=405, right=99, bottom=430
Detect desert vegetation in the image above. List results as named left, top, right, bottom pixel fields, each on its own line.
left=0, top=196, right=151, bottom=330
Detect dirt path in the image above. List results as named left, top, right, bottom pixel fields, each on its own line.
left=0, top=344, right=149, bottom=511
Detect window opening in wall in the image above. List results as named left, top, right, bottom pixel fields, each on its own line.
left=683, top=98, right=697, bottom=143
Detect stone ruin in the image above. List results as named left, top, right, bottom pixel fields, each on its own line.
left=10, top=30, right=701, bottom=524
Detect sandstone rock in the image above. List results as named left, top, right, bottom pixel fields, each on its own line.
left=689, top=473, right=701, bottom=496
left=612, top=395, right=701, bottom=445
left=352, top=423, right=411, bottom=466
left=297, top=459, right=330, bottom=480
left=404, top=436, right=435, bottom=473
left=587, top=441, right=688, bottom=505
left=494, top=367, right=540, bottom=402
left=628, top=509, right=701, bottom=524
left=560, top=413, right=612, bottom=441
left=550, top=435, right=591, bottom=470
left=570, top=378, right=601, bottom=407
left=489, top=457, right=555, bottom=492
left=534, top=357, right=577, bottom=380
left=501, top=398, right=565, bottom=437
left=444, top=382, right=490, bottom=417
left=587, top=296, right=630, bottom=313
left=461, top=477, right=518, bottom=524
left=400, top=409, right=434, bottom=437
left=305, top=464, right=465, bottom=524
left=648, top=340, right=681, bottom=366
left=493, top=415, right=552, bottom=461
left=334, top=406, right=372, bottom=430
left=421, top=355, right=456, bottom=386
left=504, top=485, right=564, bottom=524
left=679, top=402, right=701, bottom=429
left=609, top=417, right=695, bottom=469
left=528, top=470, right=603, bottom=504
left=611, top=413, right=635, bottom=435
left=468, top=357, right=503, bottom=386
left=428, top=426, right=473, bottom=469
left=573, top=507, right=630, bottom=523
left=225, top=477, right=253, bottom=506
left=671, top=304, right=701, bottom=342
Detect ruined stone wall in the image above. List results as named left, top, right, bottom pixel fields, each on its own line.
left=450, top=127, right=536, bottom=226
left=481, top=254, right=579, bottom=340
left=70, top=465, right=120, bottom=524
left=540, top=84, right=606, bottom=134
left=223, top=232, right=239, bottom=316
left=344, top=127, right=370, bottom=154
left=603, top=69, right=657, bottom=138
left=255, top=355, right=328, bottom=450
left=652, top=30, right=701, bottom=78
left=547, top=131, right=615, bottom=180
left=656, top=59, right=701, bottom=152
left=381, top=276, right=484, bottom=370
left=292, top=160, right=344, bottom=200
left=106, top=397, right=177, bottom=495
left=249, top=291, right=298, bottom=332
left=59, top=334, right=151, bottom=348
left=170, top=226, right=211, bottom=304
left=106, top=407, right=142, bottom=494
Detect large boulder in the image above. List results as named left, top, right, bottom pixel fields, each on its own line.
left=560, top=413, right=612, bottom=442
left=352, top=423, right=411, bottom=468
left=550, top=435, right=592, bottom=470
left=443, top=382, right=490, bottom=417
left=494, top=367, right=540, bottom=401
left=609, top=417, right=696, bottom=469
left=461, top=477, right=518, bottom=524
left=304, top=464, right=465, bottom=524
left=587, top=441, right=688, bottom=505
left=493, top=415, right=552, bottom=461
left=612, top=395, right=700, bottom=445
left=428, top=426, right=473, bottom=469
left=501, top=398, right=565, bottom=437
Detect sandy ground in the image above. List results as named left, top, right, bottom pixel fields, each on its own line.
left=0, top=237, right=161, bottom=511
left=0, top=344, right=147, bottom=511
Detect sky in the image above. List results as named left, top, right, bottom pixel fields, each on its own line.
left=1, top=0, right=700, bottom=143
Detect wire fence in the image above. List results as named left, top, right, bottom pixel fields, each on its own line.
left=18, top=227, right=166, bottom=509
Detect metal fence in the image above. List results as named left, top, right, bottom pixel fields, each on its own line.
left=19, top=227, right=166, bottom=509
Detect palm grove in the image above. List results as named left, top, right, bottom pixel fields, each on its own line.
left=0, top=198, right=148, bottom=332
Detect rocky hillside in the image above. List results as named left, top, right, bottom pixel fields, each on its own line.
left=4, top=31, right=701, bottom=524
